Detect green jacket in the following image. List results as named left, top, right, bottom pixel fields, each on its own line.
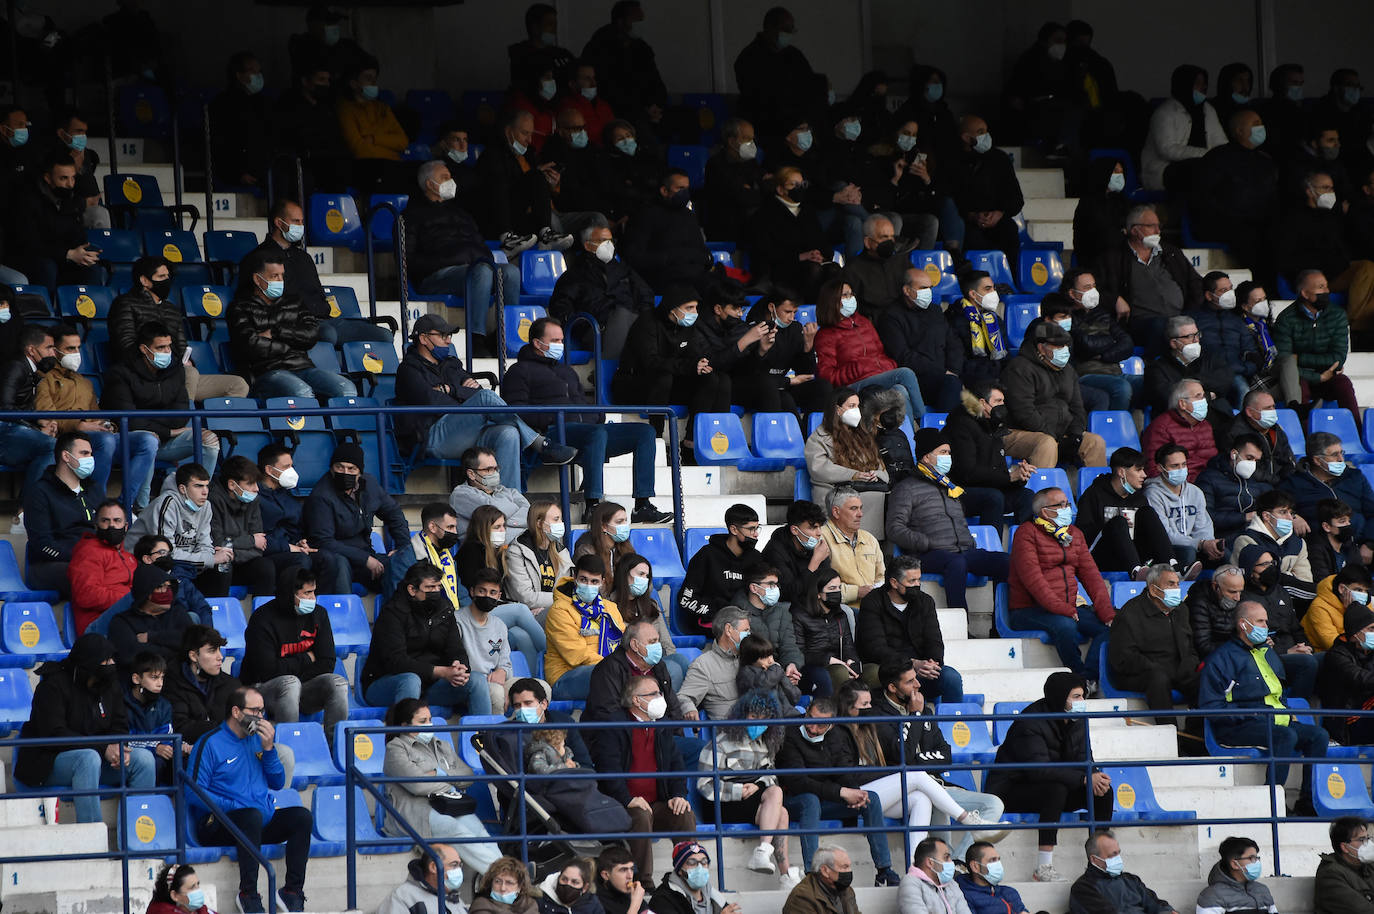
left=1314, top=852, right=1374, bottom=914
left=1273, top=301, right=1348, bottom=384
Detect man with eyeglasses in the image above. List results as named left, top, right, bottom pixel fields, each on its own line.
left=1197, top=837, right=1275, bottom=914
left=189, top=686, right=313, bottom=913
left=1316, top=816, right=1374, bottom=911
left=396, top=313, right=576, bottom=485
left=1143, top=315, right=1234, bottom=437
left=1095, top=204, right=1203, bottom=359
left=1284, top=431, right=1374, bottom=542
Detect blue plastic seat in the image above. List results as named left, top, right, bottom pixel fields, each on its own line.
left=1309, top=409, right=1373, bottom=463
left=278, top=721, right=341, bottom=786
left=104, top=173, right=196, bottom=231
left=629, top=528, right=686, bottom=581
left=520, top=250, right=567, bottom=297
left=206, top=598, right=247, bottom=659
left=683, top=527, right=726, bottom=563
left=144, top=229, right=209, bottom=280
left=1, top=603, right=66, bottom=663
left=991, top=701, right=1030, bottom=744
left=405, top=89, right=455, bottom=140
left=1089, top=411, right=1141, bottom=458
left=1275, top=409, right=1307, bottom=457
left=505, top=304, right=548, bottom=354
left=0, top=541, right=58, bottom=603
left=919, top=412, right=948, bottom=431
left=334, top=719, right=385, bottom=777
left=667, top=145, right=709, bottom=187
left=87, top=228, right=143, bottom=286
left=180, top=284, right=233, bottom=324
left=56, top=285, right=115, bottom=323
left=966, top=250, right=1017, bottom=289
left=693, top=414, right=785, bottom=471
left=909, top=250, right=960, bottom=300
left=1027, top=468, right=1075, bottom=508
left=1018, top=249, right=1064, bottom=295
left=318, top=594, right=371, bottom=655
left=340, top=340, right=400, bottom=376
left=366, top=193, right=409, bottom=250
left=309, top=194, right=365, bottom=251
left=203, top=230, right=260, bottom=284
left=265, top=397, right=328, bottom=432
left=1005, top=302, right=1039, bottom=348
left=681, top=93, right=729, bottom=142
left=1101, top=766, right=1196, bottom=821
left=308, top=341, right=341, bottom=372
left=936, top=702, right=997, bottom=765
left=751, top=412, right=806, bottom=466
left=123, top=794, right=177, bottom=854
left=119, top=85, right=171, bottom=137
left=0, top=669, right=34, bottom=729
left=1077, top=466, right=1110, bottom=495
left=312, top=786, right=402, bottom=853
left=1120, top=356, right=1144, bottom=376
left=1313, top=763, right=1374, bottom=817
left=1111, top=581, right=1146, bottom=605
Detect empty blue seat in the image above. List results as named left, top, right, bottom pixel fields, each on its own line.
left=991, top=701, right=1030, bottom=744
left=56, top=285, right=115, bottom=323
left=1027, top=468, right=1075, bottom=508
left=119, top=85, right=171, bottom=138
left=520, top=250, right=566, bottom=297
left=1101, top=766, right=1196, bottom=821
left=0, top=670, right=34, bottom=730
left=318, top=594, right=371, bottom=655
left=104, top=173, right=196, bottom=231
left=667, top=145, right=709, bottom=187
left=203, top=230, right=259, bottom=283
left=1112, top=581, right=1147, bottom=605
left=367, top=193, right=409, bottom=249
left=693, top=414, right=785, bottom=471
left=909, top=250, right=960, bottom=300
left=920, top=413, right=948, bottom=430
left=1078, top=465, right=1111, bottom=495
left=277, top=721, right=341, bottom=786
left=1005, top=302, right=1038, bottom=348
left=334, top=719, right=385, bottom=777
left=1089, top=411, right=1141, bottom=457
left=180, top=284, right=233, bottom=324
left=123, top=794, right=177, bottom=853
left=1, top=603, right=66, bottom=663
left=936, top=702, right=997, bottom=765
left=312, top=786, right=403, bottom=853
left=1313, top=763, right=1374, bottom=817
left=144, top=229, right=208, bottom=277
left=206, top=598, right=248, bottom=659
left=505, top=304, right=548, bottom=354
left=1275, top=409, right=1307, bottom=457
left=0, top=541, right=59, bottom=603
left=751, top=412, right=806, bottom=466
left=629, top=529, right=686, bottom=580
left=1120, top=356, right=1144, bottom=376
left=1309, top=409, right=1372, bottom=463
left=309, top=194, right=364, bottom=251
left=966, top=250, right=1016, bottom=289
left=683, top=527, right=727, bottom=563
left=265, top=397, right=328, bottom=432
left=1018, top=249, right=1064, bottom=295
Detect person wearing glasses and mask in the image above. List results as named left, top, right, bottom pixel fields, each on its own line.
left=1316, top=816, right=1374, bottom=913
left=1195, top=837, right=1276, bottom=914
left=1095, top=205, right=1203, bottom=359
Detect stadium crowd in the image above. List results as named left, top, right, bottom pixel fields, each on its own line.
left=5, top=2, right=1374, bottom=913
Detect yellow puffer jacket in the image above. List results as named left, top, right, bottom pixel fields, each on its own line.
left=1303, top=574, right=1344, bottom=650
left=543, top=578, right=624, bottom=685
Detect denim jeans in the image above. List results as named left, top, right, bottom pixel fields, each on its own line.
left=852, top=367, right=927, bottom=420
left=490, top=602, right=546, bottom=674
left=418, top=261, right=521, bottom=339
left=317, top=317, right=394, bottom=345
left=561, top=422, right=657, bottom=500
left=42, top=747, right=156, bottom=823
left=927, top=786, right=1006, bottom=859
left=1210, top=719, right=1329, bottom=793
left=551, top=664, right=595, bottom=700
left=1009, top=607, right=1110, bottom=678
left=427, top=809, right=502, bottom=873
left=1079, top=374, right=1133, bottom=412
left=140, top=429, right=221, bottom=508
left=1281, top=651, right=1320, bottom=701
left=786, top=791, right=891, bottom=872
left=919, top=548, right=1011, bottom=612
left=664, top=652, right=690, bottom=692
left=250, top=368, right=357, bottom=399
left=0, top=422, right=55, bottom=487
left=364, top=671, right=488, bottom=715
left=97, top=429, right=160, bottom=507
left=920, top=665, right=963, bottom=704
left=426, top=388, right=539, bottom=486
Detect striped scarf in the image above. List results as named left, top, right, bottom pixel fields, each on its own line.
left=962, top=300, right=1007, bottom=359
left=1244, top=314, right=1277, bottom=372
left=575, top=594, right=622, bottom=657
left=423, top=536, right=461, bottom=609
left=1034, top=515, right=1073, bottom=546
left=916, top=461, right=963, bottom=497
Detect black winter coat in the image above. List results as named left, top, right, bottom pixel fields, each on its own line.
left=866, top=699, right=956, bottom=772
left=946, top=402, right=1020, bottom=493
left=239, top=584, right=338, bottom=686
left=878, top=301, right=965, bottom=378
left=760, top=524, right=834, bottom=612
left=1072, top=157, right=1133, bottom=272
left=615, top=301, right=704, bottom=384
left=101, top=356, right=189, bottom=440
left=10, top=181, right=85, bottom=275
left=163, top=662, right=243, bottom=745
left=1274, top=204, right=1351, bottom=282
left=1000, top=337, right=1088, bottom=440
left=475, top=142, right=551, bottom=237
left=581, top=645, right=683, bottom=727
left=109, top=288, right=188, bottom=364
left=227, top=290, right=319, bottom=377
left=1143, top=350, right=1234, bottom=419
left=589, top=708, right=688, bottom=805
left=1191, top=143, right=1280, bottom=243
left=303, top=472, right=409, bottom=575
left=22, top=466, right=96, bottom=564
left=540, top=136, right=608, bottom=215
left=1107, top=593, right=1199, bottom=680
left=251, top=238, right=331, bottom=318
left=985, top=696, right=1092, bottom=795
left=746, top=195, right=829, bottom=293
left=1227, top=415, right=1297, bottom=485
left=548, top=249, right=654, bottom=327
left=501, top=343, right=599, bottom=431
left=775, top=720, right=845, bottom=804
left=360, top=591, right=468, bottom=692
left=401, top=194, right=492, bottom=285
left=209, top=480, right=264, bottom=562
left=620, top=197, right=709, bottom=293
left=1070, top=306, right=1135, bottom=375
left=1317, top=637, right=1374, bottom=741
left=732, top=32, right=824, bottom=140
left=1185, top=581, right=1239, bottom=661
left=702, top=152, right=762, bottom=243
left=791, top=604, right=856, bottom=669
left=15, top=662, right=128, bottom=785
left=593, top=146, right=660, bottom=222
left=0, top=355, right=41, bottom=419
left=1095, top=240, right=1204, bottom=318
left=740, top=300, right=817, bottom=386
left=856, top=587, right=944, bottom=667
left=394, top=346, right=482, bottom=446
left=951, top=147, right=1024, bottom=217
left=1196, top=454, right=1274, bottom=542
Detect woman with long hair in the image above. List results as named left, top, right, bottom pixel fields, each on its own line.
left=573, top=501, right=635, bottom=593
left=505, top=500, right=573, bottom=619
left=609, top=553, right=689, bottom=689
left=812, top=276, right=926, bottom=421
left=804, top=386, right=888, bottom=538
left=792, top=571, right=860, bottom=697
left=455, top=504, right=547, bottom=670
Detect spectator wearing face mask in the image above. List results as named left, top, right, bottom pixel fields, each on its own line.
left=951, top=115, right=1023, bottom=265
left=1072, top=157, right=1132, bottom=271
left=9, top=153, right=103, bottom=292
left=1141, top=378, right=1218, bottom=482
left=945, top=380, right=1036, bottom=527
left=1001, top=321, right=1107, bottom=469
left=507, top=66, right=559, bottom=155
left=448, top=446, right=531, bottom=541
left=508, top=4, right=573, bottom=96
left=336, top=55, right=407, bottom=163
left=1273, top=270, right=1359, bottom=416
left=580, top=1, right=667, bottom=123
left=733, top=6, right=826, bottom=143
left=305, top=442, right=412, bottom=598
left=844, top=214, right=918, bottom=319
left=1074, top=447, right=1176, bottom=581
left=703, top=118, right=764, bottom=243
left=805, top=390, right=890, bottom=542
left=735, top=293, right=830, bottom=416
left=209, top=51, right=276, bottom=189
left=1096, top=204, right=1205, bottom=359
left=879, top=266, right=965, bottom=413
left=948, top=270, right=1011, bottom=388
left=257, top=443, right=351, bottom=596
left=1196, top=433, right=1274, bottom=546
left=1187, top=271, right=1261, bottom=406
left=620, top=168, right=710, bottom=294
left=544, top=554, right=626, bottom=700
left=1257, top=64, right=1308, bottom=164
left=1286, top=123, right=1355, bottom=209
left=68, top=499, right=137, bottom=635
left=288, top=5, right=369, bottom=87
left=1231, top=490, right=1316, bottom=607
left=1003, top=22, right=1075, bottom=153
left=1141, top=65, right=1226, bottom=192
left=107, top=562, right=195, bottom=671
left=595, top=120, right=659, bottom=223
left=1303, top=499, right=1363, bottom=585
left=556, top=60, right=615, bottom=150
left=274, top=62, right=352, bottom=189
left=1303, top=563, right=1373, bottom=655
left=1058, top=270, right=1136, bottom=413
left=1315, top=600, right=1374, bottom=745
left=549, top=218, right=654, bottom=359
left=1144, top=444, right=1222, bottom=570
left=1274, top=171, right=1374, bottom=329
left=678, top=504, right=767, bottom=637
left=814, top=278, right=926, bottom=422
left=1282, top=432, right=1374, bottom=542
left=1211, top=63, right=1255, bottom=130
left=1189, top=109, right=1280, bottom=272
left=540, top=107, right=611, bottom=234
left=202, top=455, right=302, bottom=598
left=745, top=166, right=831, bottom=301
left=1143, top=315, right=1233, bottom=438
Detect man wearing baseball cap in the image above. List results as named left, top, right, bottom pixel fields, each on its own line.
left=1001, top=321, right=1107, bottom=469
left=396, top=312, right=576, bottom=485
left=646, top=842, right=742, bottom=914
left=304, top=441, right=412, bottom=597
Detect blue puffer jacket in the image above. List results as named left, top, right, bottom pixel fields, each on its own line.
left=1281, top=460, right=1374, bottom=542
left=1198, top=636, right=1288, bottom=728
left=1189, top=306, right=1260, bottom=379
left=1196, top=454, right=1274, bottom=542
left=955, top=874, right=1028, bottom=914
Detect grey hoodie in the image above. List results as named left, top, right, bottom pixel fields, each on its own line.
left=1144, top=476, right=1215, bottom=549
left=1194, top=860, right=1277, bottom=914
left=126, top=474, right=214, bottom=567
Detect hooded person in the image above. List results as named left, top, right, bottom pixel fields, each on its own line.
left=1315, top=603, right=1374, bottom=744
left=107, top=563, right=195, bottom=669
left=1141, top=64, right=1226, bottom=191
left=1072, top=156, right=1133, bottom=270
left=15, top=632, right=156, bottom=822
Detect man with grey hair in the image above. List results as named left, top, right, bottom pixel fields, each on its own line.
left=677, top=605, right=750, bottom=719
left=1143, top=315, right=1234, bottom=431
left=703, top=116, right=763, bottom=242
left=403, top=158, right=522, bottom=357
left=474, top=107, right=573, bottom=252
left=539, top=105, right=610, bottom=239
left=843, top=213, right=921, bottom=317
left=1186, top=563, right=1247, bottom=657
left=1106, top=563, right=1200, bottom=719
left=547, top=216, right=654, bottom=358
left=1284, top=431, right=1374, bottom=540
left=1096, top=203, right=1203, bottom=359
left=820, top=485, right=884, bottom=614
left=782, top=844, right=860, bottom=914
left=1141, top=377, right=1218, bottom=482
left=1070, top=830, right=1177, bottom=914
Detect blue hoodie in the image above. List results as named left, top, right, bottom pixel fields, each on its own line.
left=188, top=722, right=285, bottom=821
left=955, top=873, right=1027, bottom=914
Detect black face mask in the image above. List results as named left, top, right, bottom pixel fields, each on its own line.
left=821, top=591, right=843, bottom=610
left=736, top=535, right=757, bottom=552
left=421, top=590, right=448, bottom=610
left=50, top=184, right=73, bottom=199
left=97, top=526, right=125, bottom=547
left=433, top=531, right=460, bottom=550
left=472, top=595, right=501, bottom=613
left=1253, top=565, right=1280, bottom=589
left=874, top=239, right=896, bottom=259
left=153, top=555, right=176, bottom=571
left=832, top=871, right=854, bottom=890
left=84, top=664, right=116, bottom=688
left=147, top=277, right=173, bottom=300
left=988, top=404, right=1009, bottom=425
left=36, top=356, right=57, bottom=373
left=1309, top=292, right=1331, bottom=310
left=555, top=884, right=582, bottom=905
left=668, top=188, right=690, bottom=208
left=1334, top=525, right=1355, bottom=543
left=332, top=471, right=359, bottom=493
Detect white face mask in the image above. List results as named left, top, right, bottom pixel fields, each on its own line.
left=1140, top=233, right=1162, bottom=250
left=1179, top=341, right=1202, bottom=363
left=59, top=352, right=82, bottom=372
left=978, top=289, right=1000, bottom=311
left=1079, top=287, right=1100, bottom=310
left=1216, top=289, right=1236, bottom=309
left=594, top=239, right=615, bottom=263
left=1250, top=300, right=1271, bottom=318
left=490, top=529, right=506, bottom=547
left=1234, top=458, right=1257, bottom=479
left=274, top=466, right=300, bottom=489
left=840, top=407, right=861, bottom=428
left=1316, top=191, right=1338, bottom=210
left=1357, top=841, right=1374, bottom=864
left=436, top=178, right=457, bottom=201
left=737, top=139, right=758, bottom=161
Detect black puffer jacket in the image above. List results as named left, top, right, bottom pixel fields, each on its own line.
left=856, top=586, right=945, bottom=667
left=775, top=718, right=845, bottom=803
left=110, top=287, right=187, bottom=363
left=620, top=196, right=710, bottom=293
left=548, top=248, right=654, bottom=327
left=252, top=238, right=332, bottom=318
left=878, top=298, right=966, bottom=378
left=227, top=289, right=319, bottom=377
left=401, top=194, right=492, bottom=285
left=985, top=693, right=1093, bottom=795
left=10, top=180, right=85, bottom=275
left=15, top=634, right=127, bottom=785
left=102, top=355, right=189, bottom=440
left=761, top=525, right=834, bottom=611
left=791, top=603, right=856, bottom=669
left=1318, top=635, right=1374, bottom=741
left=501, top=343, right=599, bottom=431
left=1000, top=333, right=1087, bottom=439
left=946, top=389, right=1019, bottom=492
left=163, top=661, right=243, bottom=745
left=360, top=589, right=469, bottom=692
left=1069, top=303, right=1135, bottom=375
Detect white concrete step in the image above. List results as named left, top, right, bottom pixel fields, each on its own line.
left=944, top=637, right=1061, bottom=670
left=1022, top=197, right=1078, bottom=221
left=962, top=667, right=1070, bottom=702
left=1182, top=247, right=1245, bottom=272
left=1016, top=168, right=1065, bottom=199
left=1026, top=218, right=1073, bottom=250
left=1147, top=760, right=1237, bottom=789
left=1156, top=784, right=1279, bottom=820
left=603, top=465, right=721, bottom=497
left=87, top=136, right=145, bottom=165
left=1092, top=721, right=1180, bottom=761
left=937, top=607, right=968, bottom=641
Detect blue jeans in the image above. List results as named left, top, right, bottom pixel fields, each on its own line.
left=418, top=261, right=521, bottom=339
left=928, top=786, right=1006, bottom=860
left=426, top=388, right=540, bottom=487
left=1210, top=719, right=1328, bottom=793
left=97, top=429, right=159, bottom=508
left=42, top=747, right=155, bottom=823
left=0, top=422, right=55, bottom=487
left=551, top=664, right=595, bottom=701
left=364, top=671, right=488, bottom=715
left=852, top=367, right=927, bottom=420
left=816, top=203, right=867, bottom=258
left=1079, top=374, right=1133, bottom=412
left=664, top=652, right=690, bottom=692
left=250, top=368, right=357, bottom=399
left=140, top=429, right=220, bottom=508
left=561, top=422, right=657, bottom=501
left=1009, top=607, right=1110, bottom=678
left=786, top=791, right=891, bottom=872
left=318, top=317, right=394, bottom=344
left=1281, top=651, right=1320, bottom=701
left=919, top=548, right=1010, bottom=611
left=920, top=664, right=963, bottom=704
left=490, top=601, right=546, bottom=674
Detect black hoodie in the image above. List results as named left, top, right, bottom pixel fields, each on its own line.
left=15, top=633, right=126, bottom=785
left=239, top=565, right=338, bottom=686
left=985, top=671, right=1092, bottom=795
left=677, top=533, right=765, bottom=635
left=1072, top=155, right=1132, bottom=271
left=108, top=564, right=194, bottom=668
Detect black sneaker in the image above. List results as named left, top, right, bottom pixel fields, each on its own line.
left=279, top=888, right=307, bottom=912
left=539, top=442, right=578, bottom=465
left=537, top=227, right=574, bottom=251
left=874, top=867, right=901, bottom=887
left=631, top=502, right=674, bottom=524
left=501, top=231, right=537, bottom=255
left=236, top=891, right=265, bottom=914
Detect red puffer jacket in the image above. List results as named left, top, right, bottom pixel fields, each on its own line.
left=1008, top=522, right=1115, bottom=622
left=815, top=314, right=898, bottom=387
left=68, top=533, right=137, bottom=635
left=1141, top=408, right=1218, bottom=481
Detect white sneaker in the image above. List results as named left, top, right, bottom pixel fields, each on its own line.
left=779, top=866, right=802, bottom=890
left=748, top=844, right=777, bottom=874
left=961, top=809, right=1011, bottom=843
left=9, top=512, right=23, bottom=534
left=1033, top=863, right=1063, bottom=882
left=537, top=227, right=574, bottom=251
